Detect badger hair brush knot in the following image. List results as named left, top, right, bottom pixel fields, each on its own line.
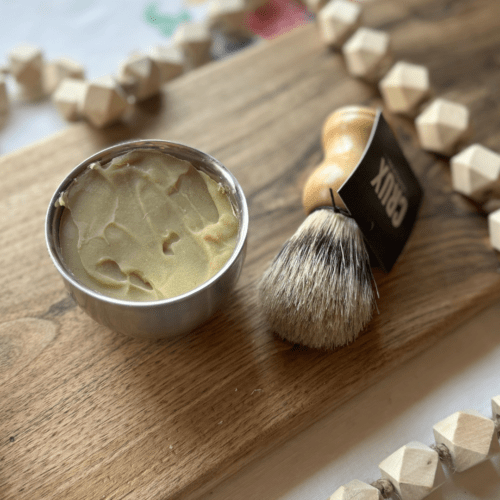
left=258, top=106, right=378, bottom=350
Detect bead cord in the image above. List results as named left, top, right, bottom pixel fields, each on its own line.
left=370, top=478, right=395, bottom=499
left=430, top=442, right=456, bottom=473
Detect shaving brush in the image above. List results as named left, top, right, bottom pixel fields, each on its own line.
left=258, top=106, right=377, bottom=349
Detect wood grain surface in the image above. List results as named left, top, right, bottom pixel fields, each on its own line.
left=2, top=0, right=500, bottom=498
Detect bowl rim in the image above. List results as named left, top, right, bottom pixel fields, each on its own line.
left=45, top=139, right=249, bottom=308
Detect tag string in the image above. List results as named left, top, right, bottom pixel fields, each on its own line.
left=310, top=188, right=354, bottom=219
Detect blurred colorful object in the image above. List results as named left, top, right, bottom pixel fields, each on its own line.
left=245, top=0, right=312, bottom=39
left=144, top=2, right=191, bottom=37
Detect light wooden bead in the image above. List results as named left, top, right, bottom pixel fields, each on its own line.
left=378, top=441, right=445, bottom=500
left=173, top=21, right=213, bottom=70
left=433, top=409, right=500, bottom=472
left=43, top=57, right=85, bottom=95
left=342, top=27, right=391, bottom=81
left=117, top=53, right=161, bottom=101
left=379, top=61, right=430, bottom=116
left=0, top=77, right=8, bottom=114
left=82, top=75, right=129, bottom=128
left=450, top=144, right=500, bottom=200
left=415, top=98, right=470, bottom=156
left=8, top=43, right=44, bottom=97
left=488, top=209, right=500, bottom=252
left=329, top=479, right=382, bottom=500
left=318, top=0, right=362, bottom=49
left=52, top=78, right=88, bottom=121
left=492, top=395, right=500, bottom=420
left=209, top=0, right=252, bottom=38
left=149, top=45, right=184, bottom=83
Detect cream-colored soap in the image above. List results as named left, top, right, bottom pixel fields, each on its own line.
left=59, top=150, right=239, bottom=301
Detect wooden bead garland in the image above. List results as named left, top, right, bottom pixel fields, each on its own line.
left=314, top=0, right=500, bottom=253
left=328, top=396, right=500, bottom=500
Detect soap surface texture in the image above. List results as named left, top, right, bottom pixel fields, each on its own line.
left=59, top=150, right=239, bottom=301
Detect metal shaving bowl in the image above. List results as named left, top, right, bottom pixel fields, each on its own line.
left=45, top=140, right=248, bottom=340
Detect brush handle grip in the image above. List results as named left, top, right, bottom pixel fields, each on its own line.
left=302, top=106, right=377, bottom=214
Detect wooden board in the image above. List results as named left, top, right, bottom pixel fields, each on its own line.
left=2, top=0, right=500, bottom=498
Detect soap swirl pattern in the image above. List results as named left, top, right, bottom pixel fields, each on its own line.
left=59, top=150, right=239, bottom=301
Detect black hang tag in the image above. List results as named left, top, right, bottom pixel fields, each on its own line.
left=338, top=110, right=423, bottom=272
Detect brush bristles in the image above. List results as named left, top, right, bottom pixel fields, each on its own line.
left=258, top=209, right=375, bottom=349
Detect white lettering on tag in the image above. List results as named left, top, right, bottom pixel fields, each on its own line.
left=371, top=157, right=408, bottom=228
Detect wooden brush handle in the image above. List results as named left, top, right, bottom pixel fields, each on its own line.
left=302, top=106, right=377, bottom=214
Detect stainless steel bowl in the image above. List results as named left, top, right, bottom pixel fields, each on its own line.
left=45, top=140, right=248, bottom=339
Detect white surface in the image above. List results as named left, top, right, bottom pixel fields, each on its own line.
left=1, top=3, right=500, bottom=500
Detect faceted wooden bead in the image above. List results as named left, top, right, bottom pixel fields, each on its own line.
left=492, top=395, right=500, bottom=420
left=117, top=53, right=161, bottom=101
left=415, top=98, right=470, bottom=156
left=329, top=479, right=382, bottom=500
left=488, top=209, right=500, bottom=252
left=82, top=75, right=129, bottom=128
left=52, top=78, right=88, bottom=121
left=342, top=27, right=391, bottom=81
left=8, top=43, right=44, bottom=98
left=43, top=57, right=85, bottom=95
left=318, top=0, right=362, bottom=49
left=149, top=45, right=184, bottom=83
left=0, top=76, right=8, bottom=114
left=379, top=61, right=430, bottom=116
left=378, top=441, right=445, bottom=500
left=450, top=144, right=500, bottom=199
left=173, top=21, right=213, bottom=70
left=433, top=409, right=500, bottom=472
